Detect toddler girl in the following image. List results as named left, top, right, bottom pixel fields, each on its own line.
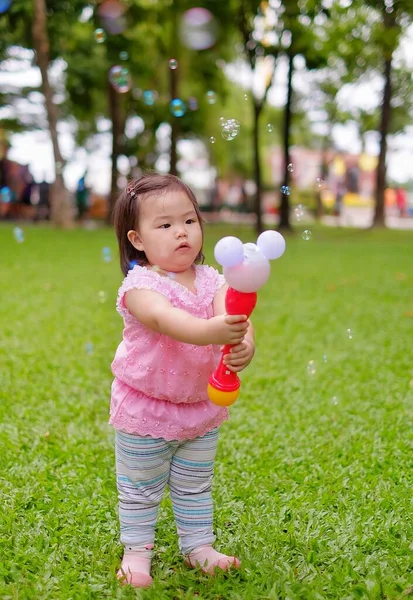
left=110, top=173, right=255, bottom=588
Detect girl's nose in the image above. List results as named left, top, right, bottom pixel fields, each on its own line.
left=175, top=224, right=187, bottom=238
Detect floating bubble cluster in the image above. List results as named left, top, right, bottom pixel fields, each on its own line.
left=109, top=65, right=131, bottom=93
left=170, top=98, right=186, bottom=117
left=13, top=227, right=24, bottom=243
left=302, top=229, right=312, bottom=241
left=220, top=118, right=240, bottom=141
left=280, top=185, right=290, bottom=195
left=206, top=90, right=216, bottom=104
left=180, top=7, right=217, bottom=50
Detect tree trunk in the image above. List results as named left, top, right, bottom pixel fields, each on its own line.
left=315, top=132, right=330, bottom=220
left=32, top=0, right=73, bottom=227
left=373, top=55, right=392, bottom=228
left=169, top=63, right=178, bottom=176
left=279, top=52, right=294, bottom=230
left=169, top=3, right=179, bottom=176
left=253, top=102, right=263, bottom=235
left=107, top=79, right=124, bottom=224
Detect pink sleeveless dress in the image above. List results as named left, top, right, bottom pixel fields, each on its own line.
left=109, top=264, right=229, bottom=440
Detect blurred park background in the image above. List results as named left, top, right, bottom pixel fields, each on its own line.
left=2, top=2, right=413, bottom=599
left=1, top=0, right=413, bottom=231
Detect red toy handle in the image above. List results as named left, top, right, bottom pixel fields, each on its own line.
left=208, top=288, right=257, bottom=393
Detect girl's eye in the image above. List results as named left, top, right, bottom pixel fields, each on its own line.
left=160, top=223, right=170, bottom=229
left=186, top=218, right=196, bottom=224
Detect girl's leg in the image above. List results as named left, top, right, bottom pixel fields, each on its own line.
left=168, top=428, right=240, bottom=573
left=115, top=430, right=172, bottom=587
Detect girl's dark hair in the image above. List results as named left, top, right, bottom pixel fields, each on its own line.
left=113, top=172, right=205, bottom=276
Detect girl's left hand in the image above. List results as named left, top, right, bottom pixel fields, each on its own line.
left=221, top=339, right=255, bottom=372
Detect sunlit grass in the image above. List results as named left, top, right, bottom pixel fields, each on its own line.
left=1, top=222, right=413, bottom=599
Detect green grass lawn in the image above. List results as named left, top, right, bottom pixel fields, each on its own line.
left=1, top=221, right=413, bottom=600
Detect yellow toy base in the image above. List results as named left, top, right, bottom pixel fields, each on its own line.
left=207, top=384, right=240, bottom=407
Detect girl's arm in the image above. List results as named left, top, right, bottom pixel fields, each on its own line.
left=125, top=288, right=248, bottom=346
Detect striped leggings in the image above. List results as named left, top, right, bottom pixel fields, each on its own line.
left=115, top=428, right=218, bottom=555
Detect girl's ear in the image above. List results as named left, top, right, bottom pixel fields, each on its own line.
left=127, top=230, right=144, bottom=251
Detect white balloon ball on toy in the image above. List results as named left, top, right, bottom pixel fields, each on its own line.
left=214, top=236, right=244, bottom=267
left=223, top=243, right=270, bottom=292
left=257, top=230, right=286, bottom=260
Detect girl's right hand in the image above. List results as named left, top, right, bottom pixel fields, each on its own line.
left=208, top=314, right=249, bottom=346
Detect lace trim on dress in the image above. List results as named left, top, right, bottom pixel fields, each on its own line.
left=116, top=265, right=225, bottom=320
left=111, top=410, right=229, bottom=441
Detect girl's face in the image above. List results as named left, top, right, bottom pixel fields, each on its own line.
left=127, top=190, right=203, bottom=273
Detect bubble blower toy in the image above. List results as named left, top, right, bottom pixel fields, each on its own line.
left=207, top=231, right=286, bottom=407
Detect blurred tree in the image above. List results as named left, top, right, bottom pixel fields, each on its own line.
left=231, top=0, right=278, bottom=233
left=0, top=0, right=87, bottom=226
left=363, top=0, right=413, bottom=227
left=32, top=0, right=73, bottom=226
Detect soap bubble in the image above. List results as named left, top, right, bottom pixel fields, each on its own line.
left=13, top=227, right=24, bottom=243
left=221, top=119, right=240, bottom=141
left=180, top=7, right=217, bottom=50
left=168, top=58, right=178, bottom=70
left=257, top=230, right=286, bottom=260
left=323, top=354, right=328, bottom=363
left=214, top=236, right=244, bottom=267
left=294, top=204, right=304, bottom=221
left=188, top=97, right=198, bottom=111
left=206, top=90, right=216, bottom=104
left=85, top=342, right=94, bottom=355
left=98, top=291, right=107, bottom=303
left=170, top=98, right=186, bottom=117
left=143, top=90, right=156, bottom=106
left=332, top=396, right=339, bottom=405
left=307, top=360, right=316, bottom=375
left=0, top=0, right=12, bottom=13
left=287, top=163, right=294, bottom=172
left=1, top=186, right=12, bottom=203
left=244, top=94, right=249, bottom=101
left=316, top=177, right=323, bottom=187
left=280, top=185, right=290, bottom=195
left=119, top=51, right=128, bottom=60
left=97, top=0, right=126, bottom=34
left=94, top=28, right=106, bottom=43
left=209, top=136, right=216, bottom=144
left=302, top=229, right=312, bottom=241
left=346, top=328, right=354, bottom=340
left=102, top=247, right=112, bottom=262
left=109, top=65, right=131, bottom=93
left=266, top=124, right=273, bottom=133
